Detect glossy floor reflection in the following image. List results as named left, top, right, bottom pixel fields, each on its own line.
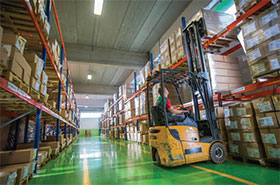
left=29, top=137, right=280, bottom=185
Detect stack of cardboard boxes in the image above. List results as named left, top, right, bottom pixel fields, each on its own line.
left=124, top=100, right=135, bottom=121
left=160, top=39, right=171, bottom=69
left=139, top=121, right=149, bottom=145
left=139, top=62, right=150, bottom=88
left=48, top=39, right=61, bottom=69
left=205, top=54, right=244, bottom=92
left=0, top=148, right=37, bottom=184
left=169, top=28, right=185, bottom=66
left=139, top=89, right=153, bottom=116
left=241, top=4, right=280, bottom=79
left=253, top=95, right=280, bottom=161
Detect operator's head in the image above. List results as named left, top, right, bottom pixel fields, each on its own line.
left=158, top=87, right=169, bottom=97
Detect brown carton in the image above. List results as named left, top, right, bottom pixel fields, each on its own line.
left=225, top=117, right=240, bottom=130
left=259, top=128, right=280, bottom=145
left=242, top=130, right=261, bottom=143
left=258, top=4, right=280, bottom=27
left=252, top=96, right=275, bottom=114
left=272, top=94, right=280, bottom=111
left=0, top=46, right=8, bottom=68
left=227, top=130, right=242, bottom=142
left=240, top=117, right=258, bottom=130
left=223, top=105, right=235, bottom=118
left=243, top=143, right=265, bottom=160
left=215, top=107, right=224, bottom=119
left=262, top=144, right=280, bottom=160
left=0, top=168, right=17, bottom=185
left=217, top=119, right=226, bottom=130
left=0, top=163, right=30, bottom=184
left=2, top=33, right=26, bottom=54
left=235, top=102, right=254, bottom=116
left=168, top=33, right=176, bottom=45
left=0, top=149, right=36, bottom=166
left=229, top=141, right=244, bottom=157
left=218, top=130, right=228, bottom=142
left=30, top=77, right=41, bottom=91
left=246, top=46, right=265, bottom=65
left=256, top=112, right=280, bottom=128
left=0, top=26, right=2, bottom=45
left=24, top=52, right=44, bottom=79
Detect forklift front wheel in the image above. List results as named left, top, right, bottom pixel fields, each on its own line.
left=210, top=142, right=226, bottom=164
left=154, top=150, right=162, bottom=166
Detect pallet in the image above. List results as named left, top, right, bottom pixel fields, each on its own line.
left=230, top=155, right=266, bottom=166
left=19, top=174, right=31, bottom=185
left=4, top=71, right=30, bottom=94
left=252, top=71, right=280, bottom=83
left=30, top=88, right=40, bottom=100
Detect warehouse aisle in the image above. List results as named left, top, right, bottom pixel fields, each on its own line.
left=29, top=137, right=279, bottom=185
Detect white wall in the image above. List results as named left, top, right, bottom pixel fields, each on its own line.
left=150, top=0, right=211, bottom=56
left=80, top=118, right=99, bottom=129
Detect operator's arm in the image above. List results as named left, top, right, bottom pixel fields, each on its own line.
left=167, top=107, right=185, bottom=115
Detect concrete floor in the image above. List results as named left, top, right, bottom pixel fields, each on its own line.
left=29, top=137, right=280, bottom=185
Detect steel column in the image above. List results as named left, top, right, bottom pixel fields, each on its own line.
left=134, top=72, right=139, bottom=132
left=181, top=16, right=186, bottom=29
left=150, top=53, right=153, bottom=73
left=33, top=108, right=42, bottom=173
left=24, top=116, right=29, bottom=143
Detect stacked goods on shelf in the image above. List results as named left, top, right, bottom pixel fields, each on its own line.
left=1, top=33, right=31, bottom=92
left=0, top=148, right=37, bottom=184
left=134, top=96, right=140, bottom=117
left=159, top=39, right=171, bottom=69
left=139, top=62, right=150, bottom=87
left=241, top=4, right=280, bottom=80
left=205, top=54, right=244, bottom=92
left=124, top=100, right=135, bottom=120
left=139, top=87, right=153, bottom=116
left=48, top=39, right=61, bottom=69
left=139, top=121, right=149, bottom=145
left=126, top=123, right=137, bottom=142
left=45, top=135, right=65, bottom=151
left=253, top=95, right=280, bottom=162
left=235, top=0, right=262, bottom=15
left=169, top=28, right=185, bottom=66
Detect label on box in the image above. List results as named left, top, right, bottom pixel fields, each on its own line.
left=230, top=121, right=238, bottom=129
left=269, top=39, right=280, bottom=52
left=252, top=62, right=266, bottom=74
left=257, top=101, right=273, bottom=112
left=264, top=24, right=280, bottom=40
left=262, top=9, right=278, bottom=25
left=231, top=133, right=241, bottom=141
left=23, top=165, right=29, bottom=179
left=224, top=108, right=232, bottom=117
left=258, top=116, right=274, bottom=126
left=247, top=147, right=260, bottom=158
left=270, top=58, right=280, bottom=70
left=240, top=118, right=252, bottom=129
left=16, top=36, right=26, bottom=54
left=243, top=133, right=256, bottom=142
left=267, top=146, right=280, bottom=159
left=236, top=108, right=247, bottom=116
left=7, top=171, right=17, bottom=185
left=243, top=21, right=256, bottom=36
left=246, top=36, right=259, bottom=49
left=35, top=81, right=40, bottom=91
left=248, top=48, right=261, bottom=61
left=261, top=133, right=277, bottom=144
left=229, top=144, right=239, bottom=153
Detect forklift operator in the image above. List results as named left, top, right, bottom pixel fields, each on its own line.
left=156, top=87, right=187, bottom=123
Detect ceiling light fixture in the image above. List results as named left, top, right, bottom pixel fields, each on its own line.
left=87, top=74, right=92, bottom=80
left=94, top=0, right=104, bottom=15
left=85, top=106, right=88, bottom=108
left=86, top=95, right=89, bottom=99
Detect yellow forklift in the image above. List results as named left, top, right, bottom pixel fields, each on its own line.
left=146, top=19, right=226, bottom=167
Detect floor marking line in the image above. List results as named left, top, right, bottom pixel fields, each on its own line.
left=190, top=165, right=258, bottom=185
left=83, top=146, right=91, bottom=185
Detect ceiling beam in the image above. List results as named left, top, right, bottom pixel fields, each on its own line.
left=65, top=43, right=148, bottom=69
left=73, top=83, right=118, bottom=95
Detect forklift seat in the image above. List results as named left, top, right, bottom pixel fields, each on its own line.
left=151, top=106, right=166, bottom=126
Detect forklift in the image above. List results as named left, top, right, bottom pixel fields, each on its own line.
left=146, top=18, right=226, bottom=167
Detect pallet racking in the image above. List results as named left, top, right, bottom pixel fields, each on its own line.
left=0, top=0, right=80, bottom=172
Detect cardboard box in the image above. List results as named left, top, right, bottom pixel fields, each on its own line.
left=263, top=36, right=280, bottom=57
left=46, top=135, right=64, bottom=145
left=246, top=46, right=265, bottom=65
left=40, top=83, right=47, bottom=95
left=139, top=122, right=149, bottom=133
left=235, top=102, right=254, bottom=116
left=227, top=130, right=242, bottom=142
left=256, top=112, right=280, bottom=128
left=262, top=144, right=280, bottom=160
left=259, top=128, right=280, bottom=144
left=217, top=119, right=226, bottom=130
left=252, top=96, right=275, bottom=114
left=40, top=146, right=52, bottom=159
left=229, top=142, right=244, bottom=157
left=218, top=130, right=228, bottom=142
left=242, top=130, right=261, bottom=143
left=258, top=4, right=280, bottom=27
left=30, top=77, right=41, bottom=91
left=243, top=143, right=265, bottom=159
left=215, top=107, right=224, bottom=119
left=239, top=117, right=258, bottom=130
left=24, top=52, right=44, bottom=79
left=2, top=33, right=26, bottom=54
left=225, top=117, right=240, bottom=130
left=0, top=46, right=8, bottom=67
left=0, top=163, right=30, bottom=184
left=0, top=168, right=17, bottom=185
left=0, top=149, right=36, bottom=166
left=272, top=94, right=280, bottom=111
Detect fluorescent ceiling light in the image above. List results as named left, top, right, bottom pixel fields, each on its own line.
left=87, top=74, right=92, bottom=80
left=85, top=106, right=88, bottom=108
left=94, top=0, right=104, bottom=15
left=86, top=95, right=89, bottom=99
left=81, top=112, right=102, bottom=118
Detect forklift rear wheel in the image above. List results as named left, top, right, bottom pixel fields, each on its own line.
left=210, top=142, right=226, bottom=164
left=155, top=151, right=161, bottom=166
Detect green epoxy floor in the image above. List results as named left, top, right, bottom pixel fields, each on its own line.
left=29, top=137, right=280, bottom=185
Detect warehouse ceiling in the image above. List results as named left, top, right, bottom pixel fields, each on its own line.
left=50, top=0, right=192, bottom=111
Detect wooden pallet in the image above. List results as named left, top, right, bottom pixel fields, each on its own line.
left=30, top=88, right=40, bottom=100
left=230, top=155, right=266, bottom=166
left=4, top=71, right=30, bottom=94
left=19, top=174, right=31, bottom=185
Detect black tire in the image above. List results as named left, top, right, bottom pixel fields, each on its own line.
left=210, top=142, right=226, bottom=164
left=154, top=150, right=161, bottom=166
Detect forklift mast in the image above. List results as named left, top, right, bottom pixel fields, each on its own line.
left=182, top=19, right=219, bottom=140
